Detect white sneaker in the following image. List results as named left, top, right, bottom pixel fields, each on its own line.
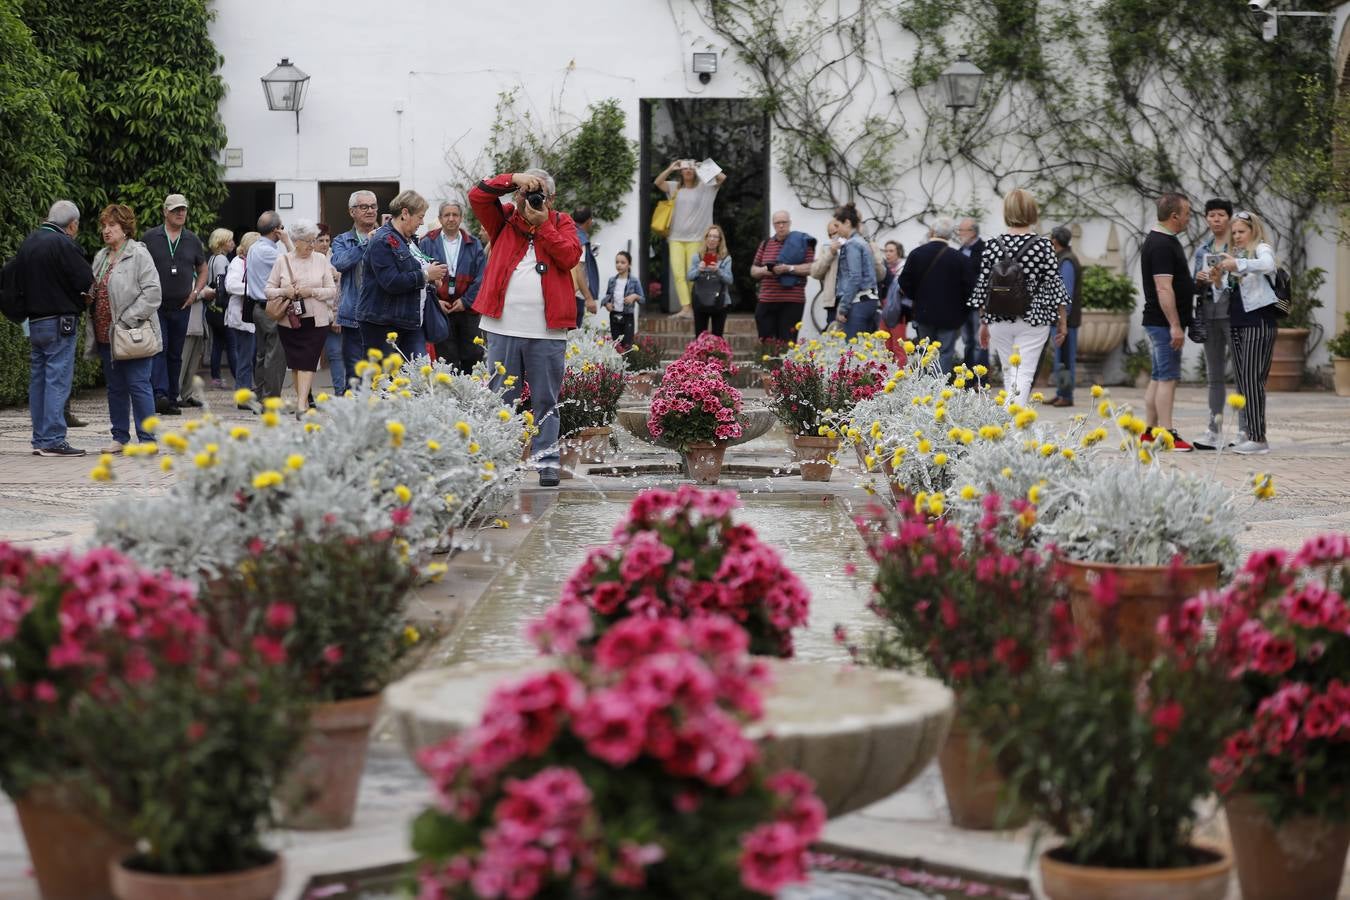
left=1192, top=430, right=1220, bottom=451
left=1231, top=440, right=1269, bottom=455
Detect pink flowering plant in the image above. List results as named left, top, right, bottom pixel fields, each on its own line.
left=411, top=614, right=826, bottom=898
left=647, top=358, right=744, bottom=449
left=530, top=486, right=811, bottom=658
left=682, top=331, right=738, bottom=375
left=1165, top=534, right=1350, bottom=824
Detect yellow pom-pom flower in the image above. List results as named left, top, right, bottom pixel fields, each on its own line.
left=426, top=439, right=440, bottom=452
left=1227, top=393, right=1246, bottom=410
left=394, top=484, right=412, bottom=504
left=159, top=456, right=173, bottom=473
left=468, top=442, right=481, bottom=454
left=89, top=465, right=113, bottom=482
left=261, top=412, right=280, bottom=428
left=1027, top=483, right=1043, bottom=505
left=1090, top=385, right=1105, bottom=398
left=141, top=415, right=161, bottom=433
left=1008, top=352, right=1022, bottom=367
left=932, top=453, right=948, bottom=466
left=959, top=484, right=978, bottom=501
left=1013, top=409, right=1038, bottom=429
left=252, top=470, right=284, bottom=489
left=233, top=388, right=256, bottom=405
left=435, top=372, right=453, bottom=385
left=263, top=397, right=284, bottom=412
left=386, top=421, right=406, bottom=447
left=285, top=454, right=305, bottom=470
left=917, top=438, right=933, bottom=454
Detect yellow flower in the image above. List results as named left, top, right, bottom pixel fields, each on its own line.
left=1039, top=443, right=1056, bottom=457
left=495, top=361, right=507, bottom=375
left=387, top=421, right=406, bottom=447
left=483, top=461, right=496, bottom=471
left=468, top=442, right=481, bottom=454
left=1027, top=483, right=1043, bottom=505
left=455, top=421, right=472, bottom=438
left=383, top=354, right=404, bottom=371
left=354, top=360, right=373, bottom=377
left=497, top=409, right=511, bottom=422
left=1155, top=429, right=1176, bottom=450
left=504, top=375, right=518, bottom=387
left=394, top=484, right=412, bottom=503
left=261, top=412, right=280, bottom=428
left=193, top=451, right=214, bottom=468
left=252, top=470, right=284, bottom=489
left=959, top=429, right=974, bottom=445
left=1081, top=427, right=1108, bottom=447
left=523, top=411, right=534, bottom=426
left=159, top=456, right=173, bottom=472
left=927, top=493, right=945, bottom=516
left=932, top=452, right=948, bottom=466
left=917, top=438, right=933, bottom=454
left=960, top=484, right=978, bottom=500
left=233, top=388, right=257, bottom=405
left=933, top=407, right=947, bottom=422
left=974, top=364, right=988, bottom=377
left=392, top=377, right=410, bottom=388
left=903, top=341, right=916, bottom=354
left=1139, top=448, right=1153, bottom=464
left=1013, top=410, right=1038, bottom=429
left=141, top=415, right=161, bottom=433
left=89, top=465, right=113, bottom=482
left=304, top=422, right=322, bottom=434
left=940, top=388, right=954, bottom=400
left=1252, top=472, right=1276, bottom=500
left=263, top=397, right=284, bottom=411
left=953, top=377, right=967, bottom=388
left=420, top=364, right=434, bottom=377
left=1008, top=352, right=1022, bottom=367
left=1090, top=385, right=1105, bottom=398
left=403, top=624, right=422, bottom=643
left=183, top=419, right=202, bottom=432
left=435, top=372, right=454, bottom=385
left=914, top=490, right=928, bottom=510
left=443, top=493, right=459, bottom=508
left=1061, top=447, right=1076, bottom=460
left=947, top=426, right=962, bottom=441
left=1031, top=392, right=1044, bottom=403
left=285, top=454, right=305, bottom=470
left=426, top=439, right=441, bottom=452
left=864, top=454, right=876, bottom=470
left=316, top=392, right=330, bottom=403
left=1098, top=400, right=1113, bottom=418
left=1001, top=467, right=1014, bottom=478
left=493, top=518, right=510, bottom=529
left=473, top=336, right=486, bottom=346
left=979, top=425, right=1004, bottom=440
left=1227, top=393, right=1247, bottom=410
left=385, top=330, right=399, bottom=342
left=162, top=432, right=189, bottom=452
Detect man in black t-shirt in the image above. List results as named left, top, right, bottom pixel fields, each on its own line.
left=1139, top=192, right=1196, bottom=451
left=143, top=194, right=209, bottom=414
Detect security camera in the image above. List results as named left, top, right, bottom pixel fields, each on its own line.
left=1248, top=0, right=1272, bottom=11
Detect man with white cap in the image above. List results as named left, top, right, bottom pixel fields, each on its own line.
left=143, top=193, right=209, bottom=414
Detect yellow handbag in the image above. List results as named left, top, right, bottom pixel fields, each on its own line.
left=650, top=199, right=674, bottom=238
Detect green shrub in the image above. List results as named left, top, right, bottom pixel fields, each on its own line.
left=0, top=321, right=103, bottom=408
left=1080, top=265, right=1137, bottom=313
left=1328, top=313, right=1350, bottom=360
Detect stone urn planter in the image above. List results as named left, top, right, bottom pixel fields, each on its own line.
left=1224, top=794, right=1350, bottom=900
left=275, top=693, right=382, bottom=830
left=1268, top=328, right=1309, bottom=392
left=1039, top=846, right=1232, bottom=900
left=1332, top=358, right=1350, bottom=397
left=616, top=404, right=776, bottom=449
left=935, top=717, right=1028, bottom=831
left=790, top=434, right=838, bottom=482
left=1076, top=310, right=1130, bottom=360
left=680, top=441, right=727, bottom=485
left=14, top=781, right=133, bottom=900
left=1063, top=559, right=1219, bottom=662
left=110, top=855, right=283, bottom=900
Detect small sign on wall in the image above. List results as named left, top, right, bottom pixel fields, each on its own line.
left=224, top=148, right=243, bottom=167
left=277, top=193, right=294, bottom=210
left=349, top=147, right=369, bottom=166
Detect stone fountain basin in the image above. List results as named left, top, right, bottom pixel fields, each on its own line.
left=617, top=404, right=777, bottom=449
left=385, top=658, right=954, bottom=818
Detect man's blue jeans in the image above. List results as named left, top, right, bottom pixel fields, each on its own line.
left=484, top=332, right=565, bottom=466
left=152, top=305, right=190, bottom=401
left=340, top=326, right=364, bottom=389
left=228, top=329, right=255, bottom=392
left=27, top=316, right=77, bottom=450
left=359, top=322, right=425, bottom=363
left=843, top=298, right=879, bottom=341
left=961, top=308, right=989, bottom=369
left=325, top=329, right=347, bottom=392
left=914, top=322, right=961, bottom=374
left=97, top=342, right=156, bottom=444
left=1051, top=325, right=1078, bottom=401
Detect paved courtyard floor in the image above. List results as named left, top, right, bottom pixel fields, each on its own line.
left=1, top=381, right=1347, bottom=898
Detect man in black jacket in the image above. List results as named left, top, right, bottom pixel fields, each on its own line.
left=957, top=217, right=988, bottom=370
left=14, top=201, right=94, bottom=456
left=899, top=218, right=973, bottom=375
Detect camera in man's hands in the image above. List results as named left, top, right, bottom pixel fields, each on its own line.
left=524, top=190, right=547, bottom=211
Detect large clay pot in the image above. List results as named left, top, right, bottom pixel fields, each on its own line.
left=110, top=855, right=283, bottom=900
left=14, top=782, right=133, bottom=900
left=935, top=718, right=1026, bottom=830
left=790, top=434, right=839, bottom=482
left=1333, top=358, right=1350, bottom=397
left=1039, top=846, right=1231, bottom=900
left=275, top=693, right=382, bottom=830
left=1064, top=559, right=1218, bottom=662
left=626, top=371, right=655, bottom=398
left=1225, top=793, right=1350, bottom=900
left=1267, top=327, right=1309, bottom=392
left=577, top=426, right=612, bottom=464
left=1076, top=310, right=1131, bottom=360
left=680, top=441, right=726, bottom=485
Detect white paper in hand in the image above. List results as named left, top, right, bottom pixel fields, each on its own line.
left=695, top=158, right=723, bottom=184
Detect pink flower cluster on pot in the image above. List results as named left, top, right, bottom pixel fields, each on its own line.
left=529, top=486, right=811, bottom=658
left=683, top=331, right=738, bottom=375
left=648, top=356, right=745, bottom=446
left=411, top=614, right=825, bottom=899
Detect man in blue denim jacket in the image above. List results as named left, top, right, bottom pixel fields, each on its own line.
left=355, top=190, right=447, bottom=360
left=330, top=189, right=379, bottom=388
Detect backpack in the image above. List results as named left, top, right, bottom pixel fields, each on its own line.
left=1264, top=266, right=1292, bottom=318
left=984, top=237, right=1038, bottom=319
left=692, top=271, right=726, bottom=311
left=0, top=255, right=26, bottom=324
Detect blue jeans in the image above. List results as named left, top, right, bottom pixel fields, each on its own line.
left=961, top=308, right=989, bottom=369
left=325, top=330, right=347, bottom=391
left=913, top=322, right=961, bottom=374
left=1144, top=325, right=1182, bottom=382
left=1051, top=326, right=1078, bottom=400
left=97, top=342, right=156, bottom=444
left=338, top=326, right=364, bottom=389
left=484, top=332, right=565, bottom=466
left=27, top=316, right=78, bottom=450
left=359, top=322, right=425, bottom=362
left=843, top=298, right=879, bottom=341
left=152, top=305, right=191, bottom=400
left=228, top=329, right=255, bottom=391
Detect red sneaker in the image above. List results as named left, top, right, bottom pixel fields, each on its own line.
left=1141, top=429, right=1156, bottom=443
left=1169, top=430, right=1193, bottom=452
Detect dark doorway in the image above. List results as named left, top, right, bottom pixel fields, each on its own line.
left=640, top=99, right=770, bottom=313
left=218, top=182, right=275, bottom=240
left=320, top=181, right=401, bottom=235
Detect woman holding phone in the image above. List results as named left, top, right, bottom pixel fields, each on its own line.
left=655, top=158, right=727, bottom=318
left=1212, top=210, right=1279, bottom=455
left=687, top=224, right=734, bottom=337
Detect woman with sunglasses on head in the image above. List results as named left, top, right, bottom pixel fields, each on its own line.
left=1210, top=210, right=1279, bottom=455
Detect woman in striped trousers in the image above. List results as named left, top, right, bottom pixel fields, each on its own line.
left=1213, top=210, right=1281, bottom=455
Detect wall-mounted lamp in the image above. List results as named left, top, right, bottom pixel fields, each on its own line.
left=937, top=55, right=986, bottom=111
left=692, top=52, right=718, bottom=85
left=261, top=58, right=311, bottom=133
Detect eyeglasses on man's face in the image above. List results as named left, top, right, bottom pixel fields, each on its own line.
left=353, top=203, right=378, bottom=211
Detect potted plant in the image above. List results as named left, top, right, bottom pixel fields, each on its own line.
left=0, top=543, right=205, bottom=900
left=1327, top=312, right=1350, bottom=397
left=411, top=614, right=826, bottom=898
left=647, top=357, right=744, bottom=484
left=557, top=362, right=627, bottom=476
left=623, top=333, right=664, bottom=397
left=860, top=494, right=1069, bottom=829
left=1188, top=536, right=1350, bottom=900
left=769, top=353, right=885, bottom=482
left=682, top=331, right=739, bottom=376
left=204, top=519, right=421, bottom=830
left=529, top=486, right=810, bottom=659
left=1076, top=265, right=1135, bottom=360
left=1268, top=267, right=1323, bottom=392
left=1123, top=338, right=1152, bottom=388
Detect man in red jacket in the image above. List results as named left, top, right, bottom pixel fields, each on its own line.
left=469, top=169, right=582, bottom=487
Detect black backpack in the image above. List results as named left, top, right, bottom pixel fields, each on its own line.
left=0, top=255, right=26, bottom=324
left=985, top=237, right=1038, bottom=319
left=1264, top=266, right=1292, bottom=318
left=692, top=271, right=726, bottom=311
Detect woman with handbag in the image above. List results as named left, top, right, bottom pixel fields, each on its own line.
left=84, top=204, right=162, bottom=453
left=1212, top=210, right=1280, bottom=455
left=264, top=219, right=337, bottom=417
left=655, top=159, right=727, bottom=318
left=204, top=228, right=236, bottom=388
left=686, top=224, right=733, bottom=338
left=224, top=231, right=259, bottom=396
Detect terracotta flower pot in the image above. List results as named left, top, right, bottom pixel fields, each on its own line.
left=558, top=439, right=581, bottom=480
left=1039, top=845, right=1231, bottom=900
left=790, top=434, right=839, bottom=482
left=275, top=693, right=382, bottom=830
left=1225, top=793, right=1350, bottom=900
left=1333, top=358, right=1350, bottom=397
left=110, top=855, right=283, bottom=900
left=680, top=441, right=726, bottom=485
left=626, top=372, right=655, bottom=398
left=14, top=782, right=133, bottom=900
left=935, top=718, right=1026, bottom=830
left=1064, top=559, right=1219, bottom=662
left=1268, top=328, right=1309, bottom=392
left=577, top=426, right=612, bottom=464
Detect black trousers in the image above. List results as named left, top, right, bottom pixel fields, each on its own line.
left=434, top=311, right=483, bottom=375
left=694, top=305, right=727, bottom=337
left=609, top=312, right=635, bottom=348
left=755, top=301, right=805, bottom=342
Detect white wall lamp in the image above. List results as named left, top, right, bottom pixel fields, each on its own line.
left=261, top=58, right=311, bottom=133
left=692, top=52, right=718, bottom=85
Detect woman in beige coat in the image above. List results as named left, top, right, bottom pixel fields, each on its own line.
left=85, top=204, right=162, bottom=452
left=264, top=218, right=337, bottom=416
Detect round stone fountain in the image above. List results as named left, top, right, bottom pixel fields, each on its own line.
left=385, top=658, right=954, bottom=818
left=617, top=403, right=778, bottom=450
